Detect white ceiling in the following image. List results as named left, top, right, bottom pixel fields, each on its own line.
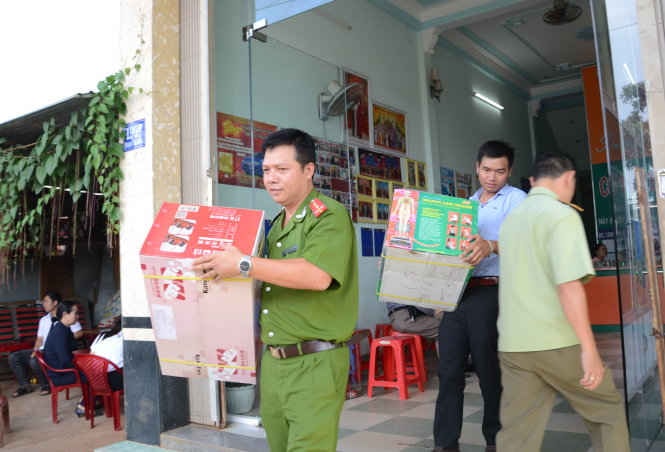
left=371, top=0, right=596, bottom=95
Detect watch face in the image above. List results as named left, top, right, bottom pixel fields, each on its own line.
left=240, top=261, right=250, bottom=271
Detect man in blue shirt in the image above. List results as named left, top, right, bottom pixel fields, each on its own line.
left=433, top=141, right=526, bottom=452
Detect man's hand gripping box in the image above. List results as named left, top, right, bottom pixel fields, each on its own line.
left=140, top=202, right=264, bottom=384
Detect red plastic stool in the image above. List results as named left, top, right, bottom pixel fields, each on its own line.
left=373, top=324, right=395, bottom=379
left=367, top=335, right=424, bottom=400
left=350, top=329, right=372, bottom=384
left=392, top=332, right=427, bottom=385
left=374, top=323, right=393, bottom=340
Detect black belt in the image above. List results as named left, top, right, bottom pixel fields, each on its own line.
left=268, top=340, right=343, bottom=359
left=466, top=276, right=499, bottom=289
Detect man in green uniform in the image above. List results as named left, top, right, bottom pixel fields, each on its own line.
left=497, top=152, right=629, bottom=451
left=193, top=128, right=358, bottom=452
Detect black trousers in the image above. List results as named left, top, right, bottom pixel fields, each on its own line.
left=433, top=285, right=501, bottom=448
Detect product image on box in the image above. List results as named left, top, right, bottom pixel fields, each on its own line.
left=140, top=202, right=264, bottom=384
left=378, top=189, right=478, bottom=311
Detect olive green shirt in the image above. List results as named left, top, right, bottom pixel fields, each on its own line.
left=260, top=189, right=359, bottom=345
left=498, top=187, right=595, bottom=352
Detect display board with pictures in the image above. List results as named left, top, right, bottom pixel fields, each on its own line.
left=358, top=148, right=402, bottom=181
left=356, top=175, right=402, bottom=223
left=314, top=139, right=357, bottom=220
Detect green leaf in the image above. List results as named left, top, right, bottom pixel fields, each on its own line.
left=45, top=155, right=58, bottom=175
left=35, top=165, right=46, bottom=185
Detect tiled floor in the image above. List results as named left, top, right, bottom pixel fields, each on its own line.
left=161, top=332, right=665, bottom=451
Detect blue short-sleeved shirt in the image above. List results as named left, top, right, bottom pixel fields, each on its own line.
left=470, top=184, right=526, bottom=277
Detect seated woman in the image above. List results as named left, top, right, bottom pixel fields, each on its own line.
left=42, top=300, right=87, bottom=416
left=42, top=300, right=79, bottom=385
left=592, top=242, right=610, bottom=268
left=89, top=316, right=123, bottom=391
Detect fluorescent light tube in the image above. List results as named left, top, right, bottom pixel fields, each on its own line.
left=473, top=92, right=504, bottom=111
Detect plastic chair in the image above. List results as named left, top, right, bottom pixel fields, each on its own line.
left=367, top=335, right=424, bottom=400
left=391, top=332, right=427, bottom=385
left=74, top=353, right=124, bottom=430
left=34, top=351, right=85, bottom=424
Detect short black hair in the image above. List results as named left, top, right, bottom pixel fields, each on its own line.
left=55, top=300, right=76, bottom=321
left=262, top=128, right=316, bottom=168
left=476, top=140, right=515, bottom=168
left=531, top=152, right=576, bottom=180
left=44, top=291, right=62, bottom=304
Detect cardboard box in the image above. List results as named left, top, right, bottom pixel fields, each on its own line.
left=377, top=189, right=478, bottom=311
left=140, top=202, right=264, bottom=384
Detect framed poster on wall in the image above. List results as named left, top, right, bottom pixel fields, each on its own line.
left=372, top=103, right=406, bottom=154
left=358, top=148, right=402, bottom=181
left=343, top=70, right=370, bottom=142
left=216, top=112, right=277, bottom=188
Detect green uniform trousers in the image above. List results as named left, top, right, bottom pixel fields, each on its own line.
left=497, top=345, right=630, bottom=452
left=259, top=346, right=349, bottom=452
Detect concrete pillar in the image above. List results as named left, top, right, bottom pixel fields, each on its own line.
left=118, top=0, right=189, bottom=444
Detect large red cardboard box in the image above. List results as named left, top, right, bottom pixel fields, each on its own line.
left=140, top=203, right=264, bottom=384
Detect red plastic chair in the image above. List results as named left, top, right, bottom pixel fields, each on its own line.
left=74, top=353, right=124, bottom=431
left=374, top=323, right=393, bottom=340
left=391, top=332, right=427, bottom=385
left=34, top=351, right=85, bottom=424
left=367, top=335, right=424, bottom=400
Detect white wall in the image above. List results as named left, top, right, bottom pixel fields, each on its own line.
left=429, top=41, right=532, bottom=190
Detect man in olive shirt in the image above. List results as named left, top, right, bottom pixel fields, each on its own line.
left=194, top=128, right=358, bottom=452
left=497, top=153, right=628, bottom=451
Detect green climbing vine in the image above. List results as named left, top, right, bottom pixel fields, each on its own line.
left=0, top=64, right=139, bottom=283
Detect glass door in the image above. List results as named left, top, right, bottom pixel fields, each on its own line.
left=214, top=0, right=351, bottom=423
left=591, top=0, right=664, bottom=449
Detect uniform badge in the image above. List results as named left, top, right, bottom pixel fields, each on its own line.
left=309, top=198, right=328, bottom=217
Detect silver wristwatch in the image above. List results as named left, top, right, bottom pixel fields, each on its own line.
left=239, top=255, right=252, bottom=278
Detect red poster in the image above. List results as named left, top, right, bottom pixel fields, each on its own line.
left=344, top=71, right=370, bottom=141
left=217, top=113, right=277, bottom=187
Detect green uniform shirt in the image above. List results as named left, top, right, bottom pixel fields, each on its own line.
left=260, top=189, right=359, bottom=345
left=498, top=187, right=595, bottom=352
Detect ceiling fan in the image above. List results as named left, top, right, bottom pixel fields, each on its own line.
left=318, top=80, right=362, bottom=121
left=542, top=0, right=582, bottom=25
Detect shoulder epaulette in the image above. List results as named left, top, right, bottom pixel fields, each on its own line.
left=309, top=198, right=328, bottom=217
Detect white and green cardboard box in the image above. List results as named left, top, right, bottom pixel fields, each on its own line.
left=377, top=189, right=478, bottom=311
